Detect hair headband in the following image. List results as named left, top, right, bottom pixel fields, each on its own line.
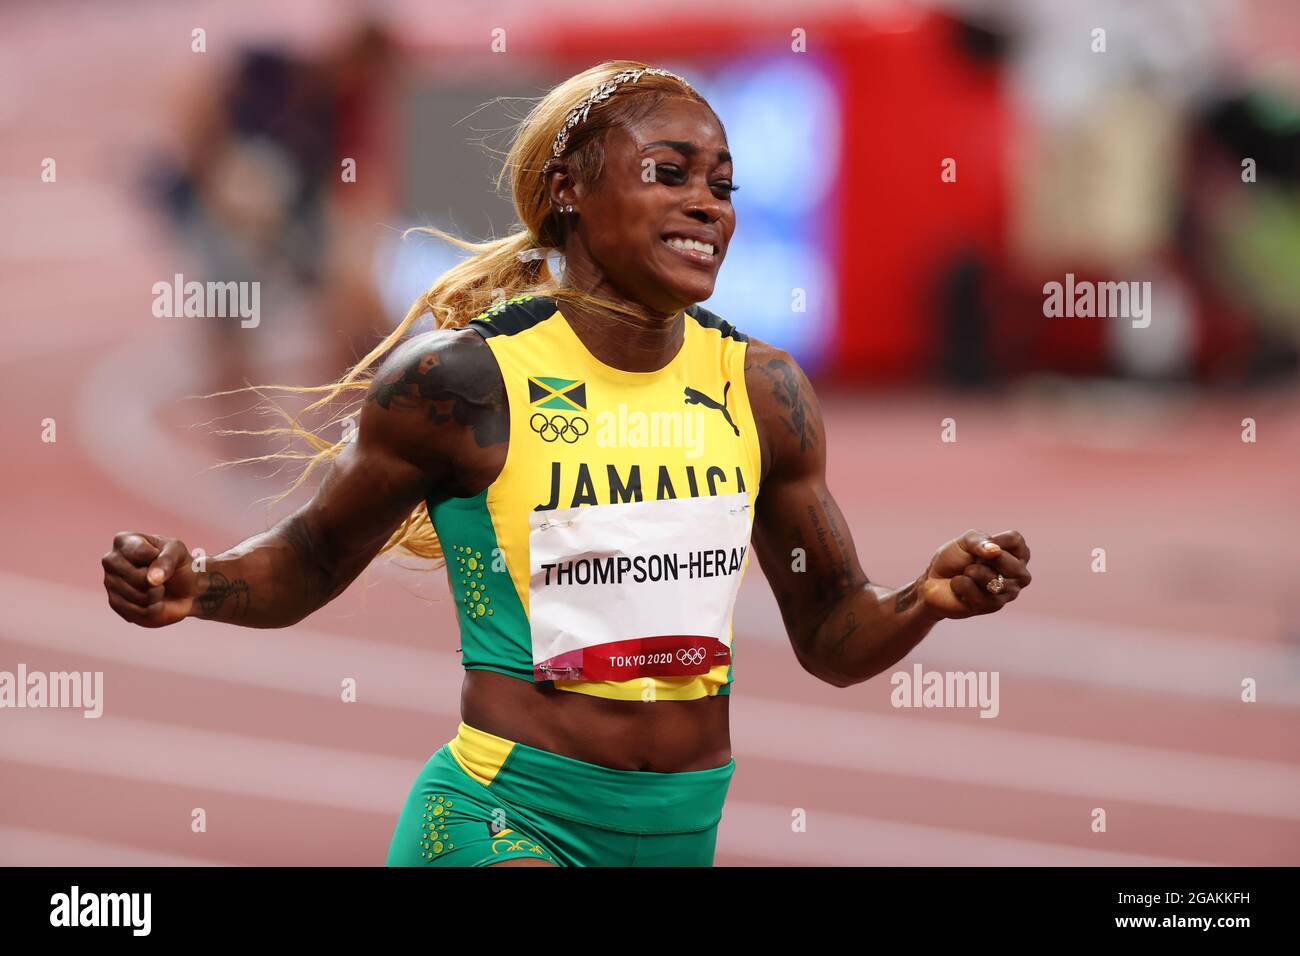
left=550, top=67, right=692, bottom=159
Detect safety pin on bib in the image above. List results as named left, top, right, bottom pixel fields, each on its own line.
left=536, top=518, right=576, bottom=532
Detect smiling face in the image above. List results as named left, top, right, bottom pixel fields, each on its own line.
left=554, top=97, right=737, bottom=315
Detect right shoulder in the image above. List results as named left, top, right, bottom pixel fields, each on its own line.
left=368, top=326, right=497, bottom=412
left=358, top=327, right=509, bottom=489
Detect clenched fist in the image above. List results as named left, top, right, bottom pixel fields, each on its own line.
left=101, top=532, right=197, bottom=627
left=918, top=529, right=1032, bottom=620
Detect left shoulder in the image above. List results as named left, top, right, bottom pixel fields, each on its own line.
left=741, top=334, right=824, bottom=483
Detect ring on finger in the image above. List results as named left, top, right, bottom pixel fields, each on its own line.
left=986, top=574, right=1006, bottom=595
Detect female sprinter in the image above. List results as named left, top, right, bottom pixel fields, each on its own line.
left=101, top=61, right=1033, bottom=867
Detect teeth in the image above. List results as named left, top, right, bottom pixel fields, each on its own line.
left=665, top=237, right=714, bottom=256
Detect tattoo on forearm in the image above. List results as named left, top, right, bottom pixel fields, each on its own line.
left=766, top=359, right=816, bottom=453
left=369, top=344, right=508, bottom=448
left=196, top=572, right=250, bottom=618
left=894, top=581, right=919, bottom=614
left=819, top=494, right=858, bottom=579
left=806, top=504, right=835, bottom=570
left=830, top=610, right=861, bottom=658
left=806, top=501, right=861, bottom=598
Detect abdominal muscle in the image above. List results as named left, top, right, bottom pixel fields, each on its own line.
left=460, top=668, right=732, bottom=772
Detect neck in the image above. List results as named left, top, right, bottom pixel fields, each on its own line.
left=557, top=261, right=685, bottom=373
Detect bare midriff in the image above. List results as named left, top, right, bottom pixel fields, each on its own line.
left=460, top=669, right=732, bottom=772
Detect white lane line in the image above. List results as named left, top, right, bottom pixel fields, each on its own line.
left=0, top=710, right=1220, bottom=867
left=733, top=582, right=1300, bottom=707
left=0, top=570, right=463, bottom=713
left=74, top=331, right=1300, bottom=708
left=0, top=824, right=229, bottom=867
left=0, top=709, right=419, bottom=816
left=731, top=696, right=1300, bottom=821
left=716, top=802, right=1219, bottom=867
left=911, top=608, right=1300, bottom=707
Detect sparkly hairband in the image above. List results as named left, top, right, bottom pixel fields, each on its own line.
left=521, top=69, right=688, bottom=265
left=550, top=67, right=691, bottom=159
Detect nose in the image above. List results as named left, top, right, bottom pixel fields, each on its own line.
left=684, top=182, right=724, bottom=224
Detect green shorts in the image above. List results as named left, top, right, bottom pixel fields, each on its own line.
left=386, top=722, right=735, bottom=867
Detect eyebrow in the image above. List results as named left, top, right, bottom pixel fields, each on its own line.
left=640, top=140, right=732, bottom=164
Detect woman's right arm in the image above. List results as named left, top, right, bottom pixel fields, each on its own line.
left=101, top=328, right=507, bottom=629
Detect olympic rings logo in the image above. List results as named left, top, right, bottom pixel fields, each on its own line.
left=530, top=412, right=589, bottom=443
left=676, top=647, right=706, bottom=666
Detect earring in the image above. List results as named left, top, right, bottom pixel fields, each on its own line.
left=564, top=204, right=574, bottom=214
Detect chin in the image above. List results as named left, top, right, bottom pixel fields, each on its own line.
left=688, top=277, right=719, bottom=302
left=645, top=243, right=722, bottom=308
left=659, top=271, right=716, bottom=309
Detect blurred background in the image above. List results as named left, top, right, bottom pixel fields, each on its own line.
left=1, top=0, right=1297, bottom=865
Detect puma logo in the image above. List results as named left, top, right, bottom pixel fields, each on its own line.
left=684, top=382, right=740, bottom=436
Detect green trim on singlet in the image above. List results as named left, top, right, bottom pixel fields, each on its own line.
left=428, top=490, right=533, bottom=682
left=467, top=293, right=557, bottom=338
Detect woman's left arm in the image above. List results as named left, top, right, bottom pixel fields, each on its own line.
left=744, top=338, right=1032, bottom=688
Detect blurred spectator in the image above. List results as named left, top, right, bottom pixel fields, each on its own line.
left=146, top=20, right=399, bottom=396
left=1180, top=87, right=1300, bottom=383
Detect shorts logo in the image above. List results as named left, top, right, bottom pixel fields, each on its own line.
left=676, top=647, right=706, bottom=666
left=530, top=375, right=588, bottom=444
left=492, top=836, right=551, bottom=858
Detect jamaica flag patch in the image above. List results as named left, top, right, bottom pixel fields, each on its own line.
left=528, top=376, right=586, bottom=411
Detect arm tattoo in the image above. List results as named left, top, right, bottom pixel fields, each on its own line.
left=195, top=572, right=250, bottom=618
left=822, top=495, right=870, bottom=587
left=806, top=499, right=865, bottom=598
left=807, top=504, right=834, bottom=568
left=830, top=610, right=861, bottom=658
left=369, top=342, right=508, bottom=448
left=766, top=359, right=817, bottom=453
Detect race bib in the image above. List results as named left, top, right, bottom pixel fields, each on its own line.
left=528, top=492, right=752, bottom=681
